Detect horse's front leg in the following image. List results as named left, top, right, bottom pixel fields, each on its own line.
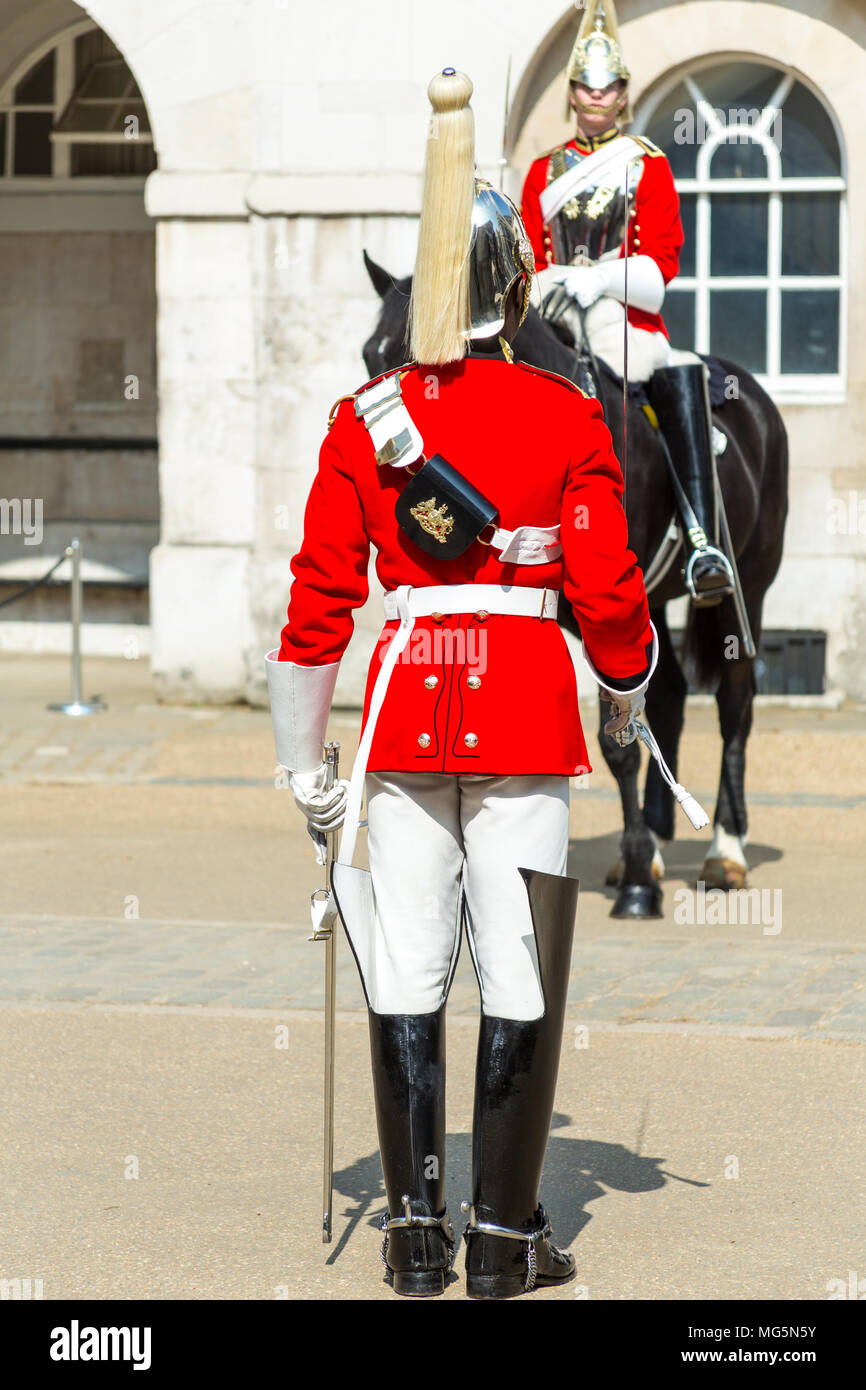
left=597, top=693, right=663, bottom=918
left=704, top=648, right=755, bottom=891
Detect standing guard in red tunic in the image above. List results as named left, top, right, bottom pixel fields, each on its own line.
left=521, top=0, right=735, bottom=605
left=266, top=67, right=658, bottom=1298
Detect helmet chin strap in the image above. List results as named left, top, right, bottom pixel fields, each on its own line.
left=493, top=272, right=530, bottom=357
left=569, top=86, right=628, bottom=123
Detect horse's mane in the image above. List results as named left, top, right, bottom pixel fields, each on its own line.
left=375, top=274, right=583, bottom=386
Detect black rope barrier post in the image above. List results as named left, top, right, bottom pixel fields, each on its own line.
left=47, top=537, right=107, bottom=716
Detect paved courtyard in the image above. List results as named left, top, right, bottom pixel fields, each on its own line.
left=0, top=655, right=864, bottom=1299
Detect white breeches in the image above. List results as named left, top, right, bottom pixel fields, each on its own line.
left=561, top=295, right=702, bottom=381
left=363, top=771, right=570, bottom=1020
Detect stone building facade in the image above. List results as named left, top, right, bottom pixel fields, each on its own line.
left=0, top=0, right=863, bottom=701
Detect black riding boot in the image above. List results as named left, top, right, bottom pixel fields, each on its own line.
left=463, top=868, right=580, bottom=1299
left=369, top=1006, right=456, bottom=1296
left=645, top=363, right=735, bottom=606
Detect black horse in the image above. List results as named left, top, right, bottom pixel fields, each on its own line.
left=361, top=253, right=789, bottom=918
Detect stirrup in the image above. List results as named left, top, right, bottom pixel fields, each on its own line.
left=684, top=543, right=735, bottom=604
left=460, top=1200, right=552, bottom=1293
left=380, top=1195, right=457, bottom=1275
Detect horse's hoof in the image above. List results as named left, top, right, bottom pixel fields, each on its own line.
left=606, top=854, right=664, bottom=887
left=610, top=883, right=664, bottom=919
left=701, top=857, right=747, bottom=891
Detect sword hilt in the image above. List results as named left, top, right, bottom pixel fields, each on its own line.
left=308, top=740, right=342, bottom=942
left=323, top=740, right=340, bottom=867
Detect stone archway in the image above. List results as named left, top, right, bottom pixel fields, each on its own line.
left=0, top=1, right=158, bottom=659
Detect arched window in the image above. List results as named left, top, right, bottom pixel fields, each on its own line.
left=635, top=61, right=846, bottom=401
left=0, top=25, right=155, bottom=179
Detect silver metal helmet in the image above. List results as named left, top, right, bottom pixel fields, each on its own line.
left=565, top=0, right=630, bottom=94
left=468, top=178, right=535, bottom=341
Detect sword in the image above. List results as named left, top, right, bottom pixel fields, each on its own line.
left=499, top=55, right=512, bottom=193
left=716, top=480, right=757, bottom=658
left=621, top=156, right=640, bottom=508
left=308, top=739, right=341, bottom=1242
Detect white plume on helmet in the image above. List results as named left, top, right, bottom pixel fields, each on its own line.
left=408, top=69, right=534, bottom=366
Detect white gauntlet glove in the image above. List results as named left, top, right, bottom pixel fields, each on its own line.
left=290, top=764, right=351, bottom=864
left=601, top=685, right=648, bottom=748
left=582, top=623, right=660, bottom=749
left=545, top=256, right=665, bottom=314
left=550, top=263, right=609, bottom=309
left=265, top=652, right=347, bottom=864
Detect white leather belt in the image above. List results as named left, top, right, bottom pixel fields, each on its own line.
left=383, top=584, right=559, bottom=621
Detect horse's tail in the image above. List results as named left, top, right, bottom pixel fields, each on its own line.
left=684, top=603, right=727, bottom=693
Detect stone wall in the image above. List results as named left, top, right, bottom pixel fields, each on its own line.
left=1, top=0, right=862, bottom=698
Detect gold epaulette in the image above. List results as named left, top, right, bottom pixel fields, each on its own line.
left=630, top=136, right=665, bottom=158
left=534, top=140, right=571, bottom=164
left=513, top=360, right=589, bottom=398
left=326, top=393, right=357, bottom=430
left=326, top=362, right=418, bottom=430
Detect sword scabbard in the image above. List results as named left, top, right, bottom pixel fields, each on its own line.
left=320, top=740, right=340, bottom=1242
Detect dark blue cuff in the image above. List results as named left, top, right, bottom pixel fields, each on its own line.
left=593, top=639, right=655, bottom=693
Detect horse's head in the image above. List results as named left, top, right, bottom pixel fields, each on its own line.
left=362, top=251, right=413, bottom=378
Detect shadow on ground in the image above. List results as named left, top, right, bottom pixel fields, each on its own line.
left=568, top=831, right=784, bottom=904
left=325, top=1110, right=710, bottom=1266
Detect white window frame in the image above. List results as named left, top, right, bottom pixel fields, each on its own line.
left=0, top=20, right=151, bottom=191
left=634, top=62, right=848, bottom=405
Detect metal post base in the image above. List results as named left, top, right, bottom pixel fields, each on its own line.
left=46, top=538, right=109, bottom=715
left=47, top=698, right=107, bottom=716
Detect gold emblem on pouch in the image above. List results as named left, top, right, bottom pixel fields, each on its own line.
left=410, top=496, right=454, bottom=544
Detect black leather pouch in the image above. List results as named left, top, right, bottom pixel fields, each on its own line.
left=394, top=454, right=498, bottom=559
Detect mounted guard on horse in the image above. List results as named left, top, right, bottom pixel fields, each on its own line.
left=521, top=0, right=738, bottom=610
left=358, top=12, right=787, bottom=914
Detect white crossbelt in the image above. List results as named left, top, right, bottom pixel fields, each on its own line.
left=337, top=584, right=558, bottom=866
left=539, top=135, right=645, bottom=226
left=353, top=376, right=562, bottom=566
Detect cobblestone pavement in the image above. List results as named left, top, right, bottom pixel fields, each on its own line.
left=2, top=913, right=865, bottom=1042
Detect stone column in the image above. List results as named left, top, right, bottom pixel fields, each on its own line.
left=148, top=208, right=257, bottom=702
left=247, top=208, right=420, bottom=708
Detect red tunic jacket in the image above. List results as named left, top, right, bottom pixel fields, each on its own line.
left=277, top=356, right=653, bottom=777
left=521, top=135, right=684, bottom=339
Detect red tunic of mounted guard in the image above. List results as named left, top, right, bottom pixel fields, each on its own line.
left=521, top=134, right=684, bottom=339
